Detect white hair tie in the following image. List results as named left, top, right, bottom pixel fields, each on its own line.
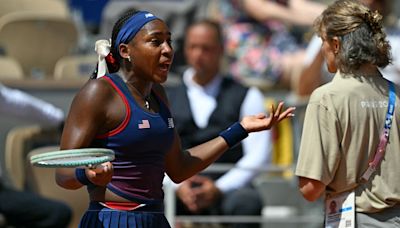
left=95, top=39, right=111, bottom=79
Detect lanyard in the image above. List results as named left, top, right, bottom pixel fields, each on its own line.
left=361, top=81, right=396, bottom=182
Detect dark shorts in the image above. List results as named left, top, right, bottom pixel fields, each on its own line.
left=79, top=202, right=171, bottom=228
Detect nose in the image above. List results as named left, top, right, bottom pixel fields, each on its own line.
left=192, top=47, right=204, bottom=59
left=162, top=41, right=174, bottom=58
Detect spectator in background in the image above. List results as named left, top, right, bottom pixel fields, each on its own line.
left=68, top=0, right=109, bottom=34
left=296, top=0, right=400, bottom=97
left=0, top=84, right=71, bottom=228
left=166, top=19, right=271, bottom=228
left=296, top=0, right=400, bottom=227
left=209, top=0, right=326, bottom=90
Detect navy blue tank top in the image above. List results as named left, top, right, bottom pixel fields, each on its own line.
left=91, top=74, right=175, bottom=204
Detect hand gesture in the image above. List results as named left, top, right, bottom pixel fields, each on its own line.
left=240, top=102, right=295, bottom=132
left=176, top=175, right=221, bottom=213
left=176, top=177, right=198, bottom=212
left=191, top=175, right=221, bottom=211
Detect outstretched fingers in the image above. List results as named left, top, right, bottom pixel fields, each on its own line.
left=274, top=102, right=284, bottom=119
left=269, top=102, right=296, bottom=122
left=240, top=102, right=296, bottom=133
left=266, top=103, right=278, bottom=127
left=278, top=106, right=296, bottom=121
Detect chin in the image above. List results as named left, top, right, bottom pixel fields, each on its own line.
left=155, top=75, right=168, bottom=84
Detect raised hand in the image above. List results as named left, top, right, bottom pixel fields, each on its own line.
left=240, top=102, right=295, bottom=132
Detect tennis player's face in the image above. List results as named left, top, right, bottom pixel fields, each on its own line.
left=130, top=20, right=174, bottom=83
left=184, top=24, right=223, bottom=80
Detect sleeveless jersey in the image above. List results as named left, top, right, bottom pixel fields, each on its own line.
left=91, top=74, right=175, bottom=204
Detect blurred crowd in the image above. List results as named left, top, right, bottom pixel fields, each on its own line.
left=1, top=0, right=399, bottom=96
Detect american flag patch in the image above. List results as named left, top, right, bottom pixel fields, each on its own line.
left=138, top=120, right=150, bottom=129
left=167, top=118, right=174, bottom=128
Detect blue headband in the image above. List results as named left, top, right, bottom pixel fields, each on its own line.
left=114, top=11, right=158, bottom=53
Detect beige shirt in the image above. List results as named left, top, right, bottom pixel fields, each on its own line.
left=295, top=71, right=400, bottom=213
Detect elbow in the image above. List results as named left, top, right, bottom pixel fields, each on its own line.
left=168, top=175, right=185, bottom=184
left=166, top=169, right=189, bottom=184
left=55, top=169, right=81, bottom=190
left=165, top=164, right=190, bottom=184
left=300, top=189, right=321, bottom=202
left=298, top=177, right=325, bottom=202
left=55, top=170, right=64, bottom=187
left=55, top=173, right=70, bottom=189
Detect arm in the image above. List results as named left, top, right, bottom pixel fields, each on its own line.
left=297, top=48, right=325, bottom=97
left=216, top=87, right=271, bottom=193
left=165, top=98, right=295, bottom=183
left=296, top=35, right=335, bottom=97
left=0, top=84, right=64, bottom=126
left=383, top=35, right=400, bottom=83
left=298, top=176, right=326, bottom=202
left=295, top=97, right=341, bottom=201
left=55, top=79, right=115, bottom=189
left=242, top=0, right=325, bottom=26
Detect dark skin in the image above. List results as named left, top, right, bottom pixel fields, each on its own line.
left=55, top=19, right=295, bottom=203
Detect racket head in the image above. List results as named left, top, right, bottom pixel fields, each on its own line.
left=30, top=148, right=115, bottom=168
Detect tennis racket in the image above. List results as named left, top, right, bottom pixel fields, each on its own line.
left=30, top=148, right=115, bottom=168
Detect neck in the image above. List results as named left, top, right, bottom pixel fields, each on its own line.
left=354, top=64, right=380, bottom=77
left=120, top=71, right=153, bottom=97
left=125, top=82, right=152, bottom=110
left=127, top=82, right=151, bottom=98
left=192, top=69, right=219, bottom=86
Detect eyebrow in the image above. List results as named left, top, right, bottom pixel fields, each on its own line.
left=147, top=31, right=171, bottom=36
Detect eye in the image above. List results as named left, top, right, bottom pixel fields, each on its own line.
left=151, top=39, right=162, bottom=46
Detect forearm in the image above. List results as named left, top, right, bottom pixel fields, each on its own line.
left=298, top=176, right=326, bottom=202
left=55, top=168, right=84, bottom=190
left=168, top=136, right=230, bottom=183
left=243, top=0, right=324, bottom=26
left=216, top=168, right=253, bottom=193
left=243, top=0, right=297, bottom=24
left=167, top=102, right=294, bottom=183
left=0, top=85, right=64, bottom=126
left=297, top=51, right=325, bottom=96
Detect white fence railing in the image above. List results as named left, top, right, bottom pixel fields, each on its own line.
left=163, top=163, right=323, bottom=227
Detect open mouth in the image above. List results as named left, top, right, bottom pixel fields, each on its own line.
left=159, top=63, right=170, bottom=72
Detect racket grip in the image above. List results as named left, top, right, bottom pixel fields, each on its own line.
left=75, top=168, right=95, bottom=186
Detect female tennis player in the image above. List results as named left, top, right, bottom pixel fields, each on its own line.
left=55, top=9, right=295, bottom=228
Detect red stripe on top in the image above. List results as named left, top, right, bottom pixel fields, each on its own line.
left=96, top=76, right=131, bottom=139
left=102, top=201, right=143, bottom=211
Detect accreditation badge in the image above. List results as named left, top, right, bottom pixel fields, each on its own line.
left=325, top=191, right=355, bottom=228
